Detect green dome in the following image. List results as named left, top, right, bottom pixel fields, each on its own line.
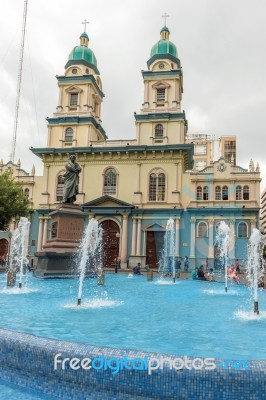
left=160, top=26, right=170, bottom=34
left=67, top=45, right=97, bottom=67
left=150, top=39, right=177, bottom=58
left=147, top=26, right=180, bottom=68
left=65, top=33, right=100, bottom=74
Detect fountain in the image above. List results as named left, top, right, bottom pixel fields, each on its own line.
left=159, top=218, right=176, bottom=282
left=7, top=217, right=30, bottom=289
left=215, top=221, right=231, bottom=292
left=76, top=218, right=103, bottom=306
left=246, top=228, right=265, bottom=314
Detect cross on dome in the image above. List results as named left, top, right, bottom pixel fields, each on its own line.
left=161, top=13, right=170, bottom=26
left=82, top=19, right=89, bottom=32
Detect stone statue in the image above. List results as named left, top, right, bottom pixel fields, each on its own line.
left=63, top=154, right=81, bottom=204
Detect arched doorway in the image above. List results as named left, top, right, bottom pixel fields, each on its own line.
left=146, top=230, right=165, bottom=269
left=0, top=238, right=8, bottom=269
left=100, top=220, right=120, bottom=268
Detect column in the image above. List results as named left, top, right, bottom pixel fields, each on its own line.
left=37, top=217, right=44, bottom=251
left=24, top=220, right=31, bottom=256
left=120, top=214, right=129, bottom=263
left=137, top=163, right=141, bottom=192
left=229, top=220, right=235, bottom=260
left=136, top=218, right=142, bottom=256
left=58, top=86, right=63, bottom=108
left=44, top=165, right=50, bottom=193
left=190, top=218, right=196, bottom=258
left=80, top=164, right=85, bottom=193
left=208, top=218, right=214, bottom=259
left=250, top=218, right=257, bottom=232
left=175, top=218, right=180, bottom=257
left=177, top=162, right=182, bottom=192
left=42, top=218, right=48, bottom=248
left=131, top=219, right=137, bottom=256
left=144, top=81, right=149, bottom=103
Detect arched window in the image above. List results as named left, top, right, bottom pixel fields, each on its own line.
left=236, top=185, right=242, bottom=200
left=103, top=168, right=117, bottom=195
left=24, top=188, right=30, bottom=197
left=56, top=175, right=65, bottom=201
left=238, top=222, right=248, bottom=238
left=154, top=124, right=163, bottom=139
left=149, top=170, right=166, bottom=201
left=196, top=186, right=202, bottom=200
left=222, top=186, right=228, bottom=200
left=203, top=186, right=209, bottom=201
left=197, top=221, right=208, bottom=237
left=65, top=127, right=73, bottom=142
left=157, top=173, right=165, bottom=201
left=215, top=186, right=221, bottom=200
left=243, top=185, right=249, bottom=200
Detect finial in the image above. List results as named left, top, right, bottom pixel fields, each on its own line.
left=17, top=158, right=21, bottom=166
left=256, top=162, right=260, bottom=172
left=249, top=158, right=255, bottom=172
left=162, top=13, right=170, bottom=26
left=31, top=164, right=35, bottom=176
left=82, top=19, right=89, bottom=33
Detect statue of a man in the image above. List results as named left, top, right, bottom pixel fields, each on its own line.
left=63, top=154, right=81, bottom=204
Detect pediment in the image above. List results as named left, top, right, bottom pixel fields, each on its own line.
left=65, top=85, right=83, bottom=94
left=152, top=80, right=170, bottom=89
left=83, top=195, right=134, bottom=208
left=144, top=222, right=165, bottom=231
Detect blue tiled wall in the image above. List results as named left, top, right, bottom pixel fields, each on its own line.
left=0, top=328, right=265, bottom=399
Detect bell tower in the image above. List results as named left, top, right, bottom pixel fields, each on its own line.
left=135, top=24, right=187, bottom=146
left=47, top=23, right=107, bottom=149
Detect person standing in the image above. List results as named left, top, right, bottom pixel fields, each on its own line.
left=184, top=256, right=189, bottom=272
left=235, top=259, right=240, bottom=274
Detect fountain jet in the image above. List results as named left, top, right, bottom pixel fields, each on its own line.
left=215, top=221, right=231, bottom=292
left=159, top=218, right=176, bottom=282
left=247, top=228, right=265, bottom=315
left=77, top=218, right=103, bottom=306
left=8, top=217, right=30, bottom=289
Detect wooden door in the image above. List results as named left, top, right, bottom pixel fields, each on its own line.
left=146, top=231, right=164, bottom=269
left=100, top=220, right=120, bottom=268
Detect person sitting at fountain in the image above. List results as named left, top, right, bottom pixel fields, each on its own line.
left=229, top=267, right=240, bottom=284
left=197, top=265, right=206, bottom=280
left=191, top=267, right=198, bottom=280
left=133, top=262, right=142, bottom=275
left=206, top=268, right=215, bottom=282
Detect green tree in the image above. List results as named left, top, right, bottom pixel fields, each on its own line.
left=0, top=172, right=29, bottom=231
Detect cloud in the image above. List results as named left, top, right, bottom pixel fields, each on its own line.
left=0, top=0, right=265, bottom=191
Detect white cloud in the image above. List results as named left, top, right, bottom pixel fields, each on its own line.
left=0, top=0, right=265, bottom=194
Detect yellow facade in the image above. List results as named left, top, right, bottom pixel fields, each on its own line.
left=0, top=27, right=261, bottom=271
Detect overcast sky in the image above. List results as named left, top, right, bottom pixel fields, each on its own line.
left=0, top=0, right=266, bottom=186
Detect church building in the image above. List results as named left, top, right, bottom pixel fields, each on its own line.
left=0, top=25, right=261, bottom=272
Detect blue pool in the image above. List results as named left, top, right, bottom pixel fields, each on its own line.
left=0, top=272, right=265, bottom=360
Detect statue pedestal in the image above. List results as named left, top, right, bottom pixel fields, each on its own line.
left=34, top=204, right=84, bottom=278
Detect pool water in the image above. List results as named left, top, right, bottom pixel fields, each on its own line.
left=0, top=273, right=265, bottom=360
left=0, top=380, right=49, bottom=400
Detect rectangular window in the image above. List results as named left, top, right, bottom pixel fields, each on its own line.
left=156, top=89, right=165, bottom=102
left=195, top=160, right=207, bottom=171
left=70, top=94, right=78, bottom=106
left=194, top=145, right=207, bottom=155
